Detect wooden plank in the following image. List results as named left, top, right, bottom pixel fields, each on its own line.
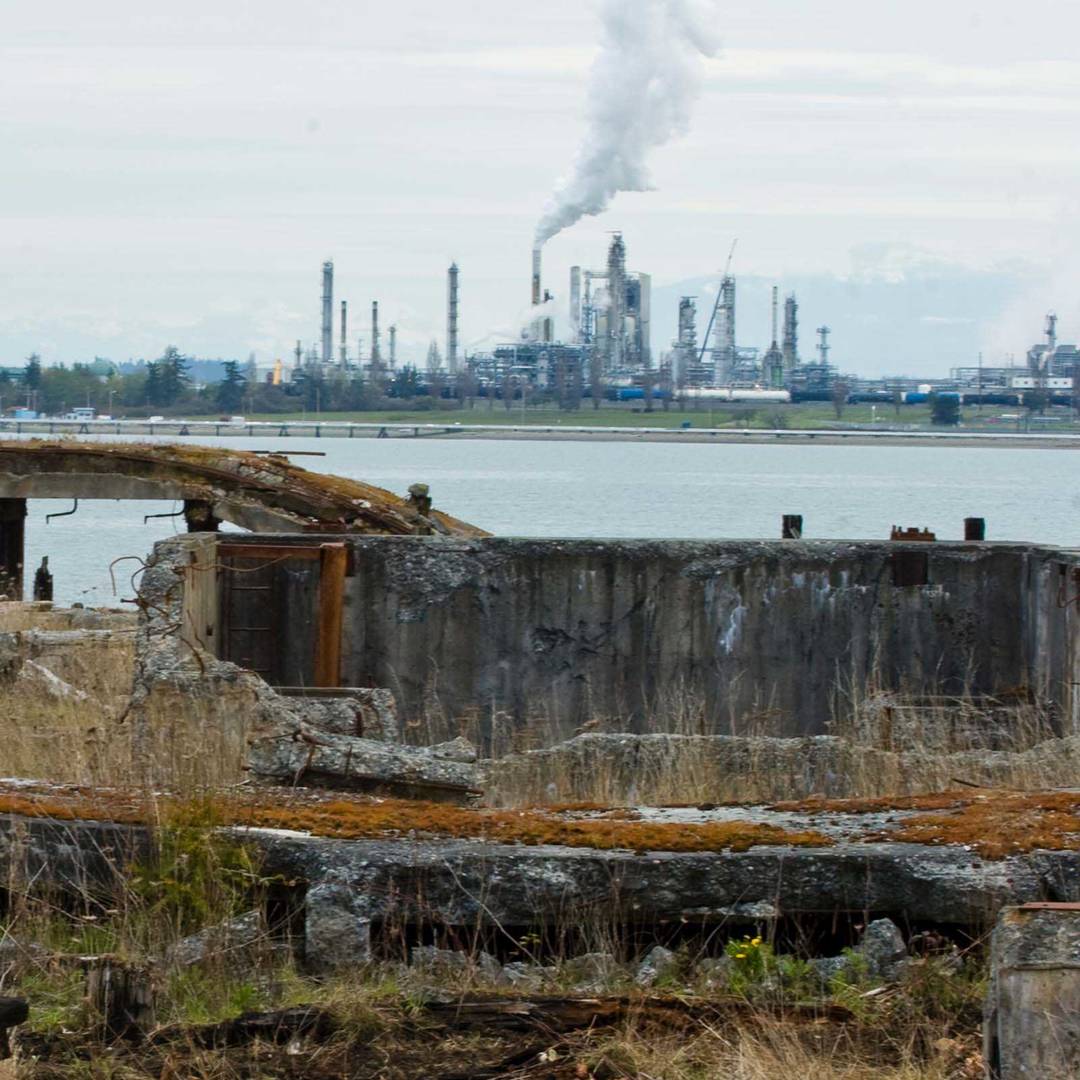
left=314, top=544, right=348, bottom=688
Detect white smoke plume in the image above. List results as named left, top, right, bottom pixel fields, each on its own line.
left=535, top=0, right=720, bottom=248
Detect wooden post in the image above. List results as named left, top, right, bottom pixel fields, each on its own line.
left=964, top=517, right=986, bottom=542
left=985, top=904, right=1080, bottom=1078
left=0, top=498, right=27, bottom=600
left=314, top=543, right=347, bottom=688
left=85, top=959, right=155, bottom=1040
left=782, top=515, right=803, bottom=539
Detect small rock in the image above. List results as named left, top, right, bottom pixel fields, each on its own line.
left=168, top=910, right=264, bottom=968
left=634, top=945, right=679, bottom=988
left=809, top=955, right=852, bottom=984
left=562, top=951, right=624, bottom=991
left=410, top=946, right=504, bottom=983
left=305, top=884, right=372, bottom=973
left=808, top=919, right=909, bottom=986
left=502, top=961, right=547, bottom=992
left=859, top=919, right=908, bottom=981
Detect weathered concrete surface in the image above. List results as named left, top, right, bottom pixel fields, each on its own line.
left=985, top=906, right=1080, bottom=1079
left=1, top=811, right=1078, bottom=931
left=486, top=732, right=1080, bottom=805
left=285, top=690, right=401, bottom=743
left=130, top=540, right=480, bottom=795
left=0, top=441, right=484, bottom=536
left=199, top=536, right=1074, bottom=749
left=245, top=833, right=1080, bottom=930
left=247, top=727, right=481, bottom=795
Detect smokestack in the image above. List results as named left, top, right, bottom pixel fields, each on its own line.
left=771, top=286, right=779, bottom=346
left=569, top=266, right=582, bottom=343
left=371, top=301, right=381, bottom=365
left=340, top=300, right=348, bottom=367
left=782, top=294, right=798, bottom=371
left=447, top=263, right=460, bottom=375
left=389, top=325, right=397, bottom=369
left=320, top=261, right=334, bottom=365
left=294, top=339, right=302, bottom=368
left=531, top=247, right=542, bottom=308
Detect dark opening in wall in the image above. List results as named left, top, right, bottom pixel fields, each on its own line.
left=892, top=550, right=930, bottom=587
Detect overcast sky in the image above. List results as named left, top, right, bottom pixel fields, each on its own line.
left=4, top=0, right=1080, bottom=375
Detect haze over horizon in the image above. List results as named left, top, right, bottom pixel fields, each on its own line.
left=4, top=0, right=1080, bottom=377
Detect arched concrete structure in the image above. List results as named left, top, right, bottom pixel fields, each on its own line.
left=0, top=441, right=485, bottom=596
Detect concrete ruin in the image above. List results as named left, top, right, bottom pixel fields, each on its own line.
left=0, top=493, right=1079, bottom=1060
left=0, top=441, right=484, bottom=596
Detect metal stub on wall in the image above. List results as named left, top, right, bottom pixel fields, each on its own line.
left=964, top=517, right=987, bottom=542
left=890, top=526, right=936, bottom=542
left=892, top=550, right=929, bottom=587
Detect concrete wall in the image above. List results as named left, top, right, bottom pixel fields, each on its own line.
left=178, top=536, right=1080, bottom=752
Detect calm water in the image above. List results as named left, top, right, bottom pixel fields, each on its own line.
left=7, top=435, right=1078, bottom=605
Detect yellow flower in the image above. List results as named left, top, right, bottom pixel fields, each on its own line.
left=751, top=937, right=762, bottom=946
left=734, top=952, right=746, bottom=959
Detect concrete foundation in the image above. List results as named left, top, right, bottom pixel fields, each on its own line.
left=169, top=536, right=1080, bottom=751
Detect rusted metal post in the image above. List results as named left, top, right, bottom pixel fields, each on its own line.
left=985, top=904, right=1080, bottom=1078
left=964, top=517, right=986, bottom=542
left=314, top=543, right=348, bottom=688
left=0, top=498, right=27, bottom=600
left=782, top=515, right=803, bottom=539
left=32, top=556, right=52, bottom=602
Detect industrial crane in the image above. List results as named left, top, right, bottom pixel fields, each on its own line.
left=696, top=239, right=738, bottom=366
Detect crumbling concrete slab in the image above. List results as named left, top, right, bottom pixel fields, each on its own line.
left=0, top=808, right=1077, bottom=934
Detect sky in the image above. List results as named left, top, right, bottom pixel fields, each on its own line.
left=3, top=0, right=1080, bottom=376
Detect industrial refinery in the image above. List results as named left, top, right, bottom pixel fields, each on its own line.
left=276, top=234, right=1077, bottom=413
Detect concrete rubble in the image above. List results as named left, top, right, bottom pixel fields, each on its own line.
left=131, top=543, right=481, bottom=796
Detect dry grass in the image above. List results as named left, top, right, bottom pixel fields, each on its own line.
left=583, top=1017, right=983, bottom=1080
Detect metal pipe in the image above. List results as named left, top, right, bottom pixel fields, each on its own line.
left=45, top=499, right=78, bottom=523
left=321, top=261, right=334, bottom=365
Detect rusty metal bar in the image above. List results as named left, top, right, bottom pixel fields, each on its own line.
left=314, top=543, right=348, bottom=688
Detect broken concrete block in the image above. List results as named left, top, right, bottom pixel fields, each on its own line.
left=247, top=727, right=481, bottom=797
left=410, top=946, right=504, bottom=984
left=634, top=945, right=679, bottom=988
left=562, top=952, right=624, bottom=991
left=858, top=919, right=909, bottom=981
left=287, top=690, right=401, bottom=743
left=304, top=884, right=372, bottom=973
left=985, top=905, right=1080, bottom=1079
left=167, top=910, right=264, bottom=969
left=501, top=961, right=547, bottom=992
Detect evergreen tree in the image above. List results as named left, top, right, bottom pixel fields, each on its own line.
left=930, top=392, right=961, bottom=426
left=216, top=360, right=246, bottom=412
left=144, top=361, right=163, bottom=406
left=156, top=346, right=189, bottom=405
left=23, top=354, right=41, bottom=391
